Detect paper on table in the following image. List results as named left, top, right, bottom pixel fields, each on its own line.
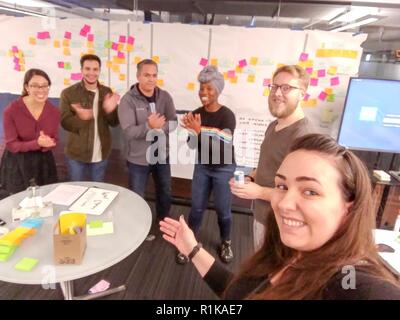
left=69, top=187, right=118, bottom=215
left=87, top=221, right=114, bottom=236
left=42, top=185, right=88, bottom=206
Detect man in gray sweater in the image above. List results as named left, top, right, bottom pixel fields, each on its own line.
left=118, top=59, right=177, bottom=239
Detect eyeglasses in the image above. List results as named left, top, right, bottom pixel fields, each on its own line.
left=268, top=84, right=301, bottom=94
left=29, top=84, right=50, bottom=90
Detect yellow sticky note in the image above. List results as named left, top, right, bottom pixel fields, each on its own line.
left=134, top=56, right=142, bottom=64
left=87, top=41, right=94, bottom=48
left=187, top=82, right=195, bottom=91
left=7, top=50, right=13, bottom=57
left=223, top=72, right=228, bottom=80
left=229, top=76, right=238, bottom=84
left=305, top=60, right=314, bottom=67
left=250, top=57, right=258, bottom=65
left=111, top=65, right=120, bottom=73
left=327, top=66, right=337, bottom=75
left=311, top=70, right=317, bottom=78
left=29, top=37, right=36, bottom=45
left=157, top=79, right=164, bottom=87
left=325, top=88, right=333, bottom=95
left=106, top=61, right=112, bottom=68
left=235, top=66, right=243, bottom=73
left=18, top=51, right=23, bottom=58
left=53, top=40, right=60, bottom=48
left=301, top=99, right=317, bottom=108
left=152, top=56, right=160, bottom=63
left=247, top=74, right=255, bottom=83
left=263, top=88, right=270, bottom=96
left=113, top=56, right=125, bottom=64
left=117, top=44, right=124, bottom=52
left=63, top=47, right=71, bottom=56
left=64, top=78, right=70, bottom=86
left=87, top=49, right=95, bottom=54
left=119, top=74, right=126, bottom=81
left=62, top=39, right=70, bottom=47
left=210, top=58, right=218, bottom=66
left=126, top=44, right=134, bottom=52
left=20, top=65, right=25, bottom=72
left=298, top=61, right=307, bottom=68
left=19, top=57, right=25, bottom=64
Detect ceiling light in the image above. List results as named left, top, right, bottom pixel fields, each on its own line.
left=330, top=17, right=379, bottom=32
left=329, top=7, right=378, bottom=25
left=0, top=5, right=47, bottom=17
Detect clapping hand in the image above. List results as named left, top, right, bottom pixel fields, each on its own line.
left=148, top=112, right=166, bottom=129
left=71, top=103, right=93, bottom=121
left=103, top=92, right=120, bottom=114
left=37, top=130, right=56, bottom=148
left=181, top=112, right=201, bottom=134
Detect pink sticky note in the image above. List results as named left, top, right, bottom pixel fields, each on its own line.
left=119, top=35, right=126, bottom=43
left=310, top=78, right=318, bottom=86
left=305, top=67, right=313, bottom=74
left=303, top=93, right=310, bottom=101
left=330, top=77, right=340, bottom=86
left=111, top=42, right=118, bottom=51
left=299, top=52, right=308, bottom=61
left=317, top=69, right=326, bottom=77
left=79, top=29, right=87, bottom=37
left=37, top=31, right=50, bottom=40
left=263, top=78, right=271, bottom=87
left=318, top=91, right=328, bottom=101
left=70, top=73, right=82, bottom=81
left=87, top=34, right=94, bottom=42
left=12, top=46, right=18, bottom=53
left=82, top=24, right=91, bottom=32
left=117, top=51, right=125, bottom=59
left=14, top=64, right=21, bottom=71
left=238, top=59, right=247, bottom=68
left=57, top=61, right=64, bottom=68
left=13, top=57, right=19, bottom=64
left=227, top=70, right=236, bottom=78
left=64, top=31, right=72, bottom=39
left=199, top=58, right=208, bottom=67
left=127, top=36, right=135, bottom=45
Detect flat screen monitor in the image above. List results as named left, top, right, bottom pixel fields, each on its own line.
left=337, top=77, right=400, bottom=154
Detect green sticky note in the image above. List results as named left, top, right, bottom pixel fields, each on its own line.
left=90, top=220, right=103, bottom=228
left=0, top=245, right=17, bottom=254
left=14, top=257, right=38, bottom=271
left=64, top=62, right=72, bottom=70
left=104, top=40, right=112, bottom=49
left=0, top=248, right=16, bottom=262
left=327, top=94, right=335, bottom=102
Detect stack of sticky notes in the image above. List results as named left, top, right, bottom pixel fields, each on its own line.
left=59, top=212, right=86, bottom=235
left=87, top=219, right=114, bottom=236
left=0, top=218, right=43, bottom=262
left=14, top=257, right=39, bottom=272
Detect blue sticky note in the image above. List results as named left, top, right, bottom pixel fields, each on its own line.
left=21, top=218, right=43, bottom=229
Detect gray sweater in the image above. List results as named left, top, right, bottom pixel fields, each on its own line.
left=118, top=84, right=177, bottom=165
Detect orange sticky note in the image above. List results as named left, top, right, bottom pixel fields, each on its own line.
left=247, top=74, right=255, bottom=83
left=152, top=56, right=160, bottom=63
left=62, top=39, right=70, bottom=47
left=157, top=79, right=164, bottom=87
left=29, top=37, right=37, bottom=45
left=235, top=66, right=243, bottom=73
left=53, top=40, right=60, bottom=48
left=301, top=99, right=317, bottom=108
left=126, top=44, right=134, bottom=52
left=263, top=88, right=270, bottom=96
left=87, top=49, right=95, bottom=54
left=187, top=82, right=195, bottom=91
left=63, top=47, right=71, bottom=56
left=106, top=61, right=112, bottom=68
left=223, top=72, right=228, bottom=80
left=210, top=58, right=218, bottom=66
left=119, top=74, right=126, bottom=81
left=87, top=41, right=94, bottom=48
left=64, top=78, right=70, bottom=86
left=250, top=57, right=258, bottom=65
left=325, top=88, right=333, bottom=95
left=20, top=65, right=25, bottom=72
left=111, top=65, right=120, bottom=73
left=229, top=76, right=238, bottom=84
left=117, top=44, right=124, bottom=52
left=134, top=56, right=142, bottom=64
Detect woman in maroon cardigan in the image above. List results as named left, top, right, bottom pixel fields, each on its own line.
left=0, top=69, right=60, bottom=195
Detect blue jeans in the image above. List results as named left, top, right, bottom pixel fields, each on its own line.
left=67, top=158, right=108, bottom=182
left=127, top=161, right=171, bottom=219
left=189, top=164, right=235, bottom=241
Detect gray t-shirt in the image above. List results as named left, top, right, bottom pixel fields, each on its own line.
left=253, top=117, right=312, bottom=225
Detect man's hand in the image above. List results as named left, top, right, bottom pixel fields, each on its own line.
left=103, top=92, right=120, bottom=114
left=229, top=178, right=263, bottom=200
left=181, top=112, right=201, bottom=134
left=71, top=103, right=93, bottom=121
left=148, top=113, right=166, bottom=129
left=37, top=130, right=56, bottom=148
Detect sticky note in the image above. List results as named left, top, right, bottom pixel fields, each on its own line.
left=111, top=42, right=118, bottom=51
left=64, top=31, right=72, bottom=39
left=57, top=61, right=64, bottom=68
left=89, top=220, right=104, bottom=228
left=127, top=36, right=135, bottom=45
left=87, top=49, right=95, bottom=55
left=301, top=99, right=317, bottom=108
left=37, top=31, right=50, bottom=40
left=53, top=40, right=60, bottom=48
left=62, top=39, right=70, bottom=47
left=263, top=79, right=271, bottom=87
left=20, top=218, right=43, bottom=229
left=305, top=60, right=314, bottom=67
left=70, top=73, right=82, bottom=81
left=318, top=91, right=328, bottom=101
left=187, top=82, right=195, bottom=91
left=299, top=52, right=308, bottom=61
left=229, top=76, right=238, bottom=84
left=13, top=64, right=21, bottom=72
left=235, top=66, right=242, bottom=73
left=117, top=51, right=125, bottom=59
left=325, top=88, right=333, bottom=95
left=223, top=72, right=228, bottom=80
left=317, top=69, right=326, bottom=78
left=227, top=70, right=235, bottom=78
left=210, top=58, right=218, bottom=66
left=238, top=59, right=247, bottom=68
left=305, top=67, right=313, bottom=74
left=104, top=40, right=112, bottom=49
left=12, top=46, right=18, bottom=53
left=250, top=57, right=258, bottom=65
left=13, top=57, right=19, bottom=64
left=0, top=245, right=17, bottom=254
left=64, top=62, right=72, bottom=70
left=111, top=65, right=120, bottom=73
left=134, top=56, right=142, bottom=64
left=64, top=78, right=70, bottom=86
left=310, top=78, right=318, bottom=86
left=113, top=56, right=125, bottom=64
left=29, top=37, right=36, bottom=45
left=63, top=48, right=71, bottom=56
left=152, top=56, right=160, bottom=63
left=87, top=222, right=114, bottom=236
left=0, top=248, right=16, bottom=262
left=263, top=88, right=270, bottom=96
left=330, top=77, right=340, bottom=86
left=303, top=93, right=310, bottom=101
left=327, top=66, right=337, bottom=75
left=119, top=35, right=126, bottom=43
left=119, top=74, right=126, bottom=81
left=199, top=58, right=208, bottom=66
left=106, top=61, right=112, bottom=68
left=117, top=44, right=124, bottom=51
left=126, top=44, right=134, bottom=52
left=157, top=79, right=164, bottom=87
left=327, top=94, right=335, bottom=102
left=247, top=74, right=255, bottom=83
left=15, top=257, right=38, bottom=272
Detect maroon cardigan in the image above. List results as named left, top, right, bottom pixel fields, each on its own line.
left=3, top=97, right=60, bottom=153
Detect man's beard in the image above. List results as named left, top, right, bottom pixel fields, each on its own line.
left=269, top=101, right=297, bottom=119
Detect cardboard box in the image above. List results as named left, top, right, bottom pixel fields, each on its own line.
left=53, top=222, right=86, bottom=265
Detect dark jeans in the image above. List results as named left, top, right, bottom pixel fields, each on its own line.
left=67, top=158, right=108, bottom=182
left=127, top=161, right=171, bottom=219
left=188, top=163, right=235, bottom=242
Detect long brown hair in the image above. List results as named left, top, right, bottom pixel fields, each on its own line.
left=22, top=68, right=51, bottom=97
left=227, top=133, right=399, bottom=299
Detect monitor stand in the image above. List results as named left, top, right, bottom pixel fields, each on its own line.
left=389, top=171, right=400, bottom=182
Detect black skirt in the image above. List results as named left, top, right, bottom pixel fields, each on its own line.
left=0, top=149, right=58, bottom=197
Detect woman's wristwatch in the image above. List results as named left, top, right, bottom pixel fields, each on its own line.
left=188, top=242, right=202, bottom=260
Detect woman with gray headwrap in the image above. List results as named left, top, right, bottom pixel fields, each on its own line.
left=176, top=65, right=236, bottom=265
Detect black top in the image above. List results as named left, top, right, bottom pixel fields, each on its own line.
left=204, top=260, right=400, bottom=300
left=189, top=106, right=236, bottom=167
